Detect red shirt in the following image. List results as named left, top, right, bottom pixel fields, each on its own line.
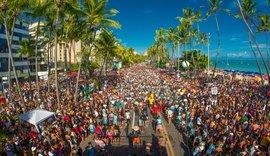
left=153, top=107, right=158, bottom=114
left=72, top=127, right=79, bottom=134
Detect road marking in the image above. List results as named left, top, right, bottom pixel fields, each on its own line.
left=158, top=112, right=175, bottom=156
left=132, top=109, right=135, bottom=128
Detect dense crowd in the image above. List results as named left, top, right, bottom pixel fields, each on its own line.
left=0, top=63, right=269, bottom=156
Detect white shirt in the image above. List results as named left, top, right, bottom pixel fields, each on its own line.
left=126, top=112, right=130, bottom=119
left=168, top=110, right=173, bottom=117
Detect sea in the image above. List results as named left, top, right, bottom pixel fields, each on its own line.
left=212, top=58, right=268, bottom=74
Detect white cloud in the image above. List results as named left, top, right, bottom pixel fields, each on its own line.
left=227, top=51, right=251, bottom=58
left=252, top=43, right=268, bottom=49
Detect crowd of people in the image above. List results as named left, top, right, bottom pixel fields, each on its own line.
left=0, top=63, right=269, bottom=156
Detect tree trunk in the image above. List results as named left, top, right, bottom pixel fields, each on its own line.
left=211, top=13, right=220, bottom=79
left=64, top=22, right=70, bottom=94
left=68, top=41, right=72, bottom=68
left=47, top=42, right=51, bottom=93
left=35, top=20, right=41, bottom=97
left=265, top=32, right=269, bottom=69
left=55, top=6, right=60, bottom=109
left=7, top=18, right=16, bottom=98
left=171, top=44, right=174, bottom=70
left=27, top=58, right=32, bottom=92
left=3, top=19, right=25, bottom=106
left=248, top=32, right=264, bottom=86
left=99, top=54, right=107, bottom=77
left=237, top=0, right=270, bottom=85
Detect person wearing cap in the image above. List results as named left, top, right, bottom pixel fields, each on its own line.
left=130, top=126, right=141, bottom=145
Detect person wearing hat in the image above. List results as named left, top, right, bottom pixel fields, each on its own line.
left=130, top=126, right=141, bottom=145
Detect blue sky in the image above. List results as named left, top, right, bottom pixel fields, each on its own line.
left=107, top=0, right=269, bottom=59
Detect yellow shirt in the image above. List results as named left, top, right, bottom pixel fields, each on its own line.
left=149, top=98, right=154, bottom=105
left=260, top=136, right=270, bottom=147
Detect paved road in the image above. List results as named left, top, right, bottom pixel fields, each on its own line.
left=79, top=67, right=190, bottom=156
left=79, top=108, right=190, bottom=156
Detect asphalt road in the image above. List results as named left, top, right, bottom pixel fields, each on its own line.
left=79, top=107, right=190, bottom=156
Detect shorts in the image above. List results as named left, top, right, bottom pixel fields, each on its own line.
left=133, top=137, right=140, bottom=143
left=139, top=126, right=143, bottom=130
left=156, top=125, right=162, bottom=130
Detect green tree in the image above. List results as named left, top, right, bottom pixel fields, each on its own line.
left=74, top=0, right=120, bottom=104
left=205, top=0, right=228, bottom=79
left=236, top=0, right=269, bottom=85
left=0, top=0, right=28, bottom=106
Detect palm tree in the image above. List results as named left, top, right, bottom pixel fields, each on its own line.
left=177, top=9, right=202, bottom=76
left=167, top=27, right=177, bottom=69
left=17, top=40, right=35, bottom=92
left=74, top=0, right=120, bottom=104
left=194, top=32, right=208, bottom=71
left=0, top=0, right=28, bottom=106
left=205, top=0, right=228, bottom=79
left=28, top=0, right=52, bottom=97
left=236, top=0, right=270, bottom=85
left=257, top=14, right=270, bottom=69
left=94, top=29, right=119, bottom=77
left=155, top=28, right=169, bottom=68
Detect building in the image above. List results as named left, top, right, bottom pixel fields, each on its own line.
left=0, top=22, right=30, bottom=80
left=29, top=22, right=47, bottom=72
left=30, top=22, right=81, bottom=75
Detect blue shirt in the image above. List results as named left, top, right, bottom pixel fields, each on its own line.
left=206, top=143, right=215, bottom=154
left=157, top=118, right=162, bottom=125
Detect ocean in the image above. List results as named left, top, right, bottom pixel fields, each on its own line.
left=212, top=58, right=268, bottom=74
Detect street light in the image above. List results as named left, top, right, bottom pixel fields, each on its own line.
left=207, top=33, right=210, bottom=76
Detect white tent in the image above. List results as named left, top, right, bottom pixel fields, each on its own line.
left=19, top=109, right=55, bottom=133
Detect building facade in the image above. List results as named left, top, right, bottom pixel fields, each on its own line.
left=0, top=22, right=30, bottom=80
left=29, top=22, right=47, bottom=72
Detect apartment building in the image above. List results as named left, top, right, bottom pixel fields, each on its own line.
left=0, top=22, right=30, bottom=80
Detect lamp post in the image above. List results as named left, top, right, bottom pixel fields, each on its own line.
left=207, top=33, right=210, bottom=76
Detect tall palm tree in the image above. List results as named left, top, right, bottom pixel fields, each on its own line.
left=28, top=0, right=52, bottom=97
left=0, top=0, right=28, bottom=106
left=205, top=0, right=228, bottom=79
left=236, top=0, right=270, bottom=85
left=257, top=14, right=269, bottom=69
left=74, top=0, right=120, bottom=104
left=167, top=27, right=177, bottom=68
left=94, top=29, right=118, bottom=77
left=155, top=28, right=169, bottom=68
left=194, top=32, right=208, bottom=70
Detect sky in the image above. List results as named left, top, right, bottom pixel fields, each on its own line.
left=107, top=0, right=269, bottom=59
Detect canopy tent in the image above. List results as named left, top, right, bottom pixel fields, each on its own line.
left=19, top=109, right=55, bottom=133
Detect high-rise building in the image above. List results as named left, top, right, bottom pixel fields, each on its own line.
left=29, top=22, right=47, bottom=72
left=0, top=22, right=30, bottom=80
